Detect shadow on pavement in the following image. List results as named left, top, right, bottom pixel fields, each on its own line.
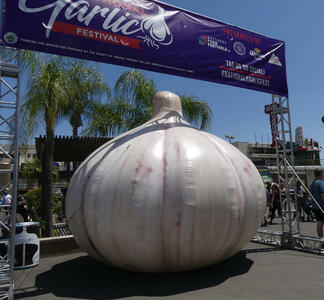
left=243, top=247, right=283, bottom=254
left=15, top=251, right=253, bottom=299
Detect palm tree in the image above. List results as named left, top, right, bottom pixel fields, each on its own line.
left=22, top=55, right=70, bottom=236
left=21, top=158, right=59, bottom=189
left=21, top=159, right=42, bottom=180
left=20, top=53, right=111, bottom=235
left=82, top=100, right=129, bottom=137
left=84, top=70, right=211, bottom=136
left=20, top=159, right=42, bottom=189
left=180, top=94, right=212, bottom=130
left=63, top=59, right=110, bottom=137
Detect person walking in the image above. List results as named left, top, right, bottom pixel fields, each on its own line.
left=261, top=182, right=271, bottom=226
left=2, top=189, right=12, bottom=205
left=270, top=183, right=281, bottom=225
left=309, top=169, right=324, bottom=238
left=296, top=181, right=305, bottom=221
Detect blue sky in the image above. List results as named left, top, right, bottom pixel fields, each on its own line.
left=51, top=0, right=323, bottom=160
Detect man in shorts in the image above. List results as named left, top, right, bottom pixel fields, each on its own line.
left=309, top=169, right=324, bottom=237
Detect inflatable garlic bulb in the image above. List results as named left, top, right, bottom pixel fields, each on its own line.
left=66, top=91, right=265, bottom=272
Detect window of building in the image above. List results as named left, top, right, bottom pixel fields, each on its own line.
left=264, top=148, right=276, bottom=154
left=250, top=148, right=264, bottom=154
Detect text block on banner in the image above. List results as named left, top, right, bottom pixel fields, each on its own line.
left=0, top=0, right=288, bottom=96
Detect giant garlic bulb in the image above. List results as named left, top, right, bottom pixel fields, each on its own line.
left=66, top=91, right=265, bottom=272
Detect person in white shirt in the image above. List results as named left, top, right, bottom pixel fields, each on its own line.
left=2, top=189, right=12, bottom=205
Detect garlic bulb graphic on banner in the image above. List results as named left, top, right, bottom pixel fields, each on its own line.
left=66, top=91, right=265, bottom=272
left=141, top=6, right=173, bottom=45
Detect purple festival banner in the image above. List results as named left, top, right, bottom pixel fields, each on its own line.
left=0, top=0, right=288, bottom=96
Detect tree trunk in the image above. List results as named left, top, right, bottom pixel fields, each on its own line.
left=72, top=125, right=78, bottom=137
left=42, top=128, right=54, bottom=237
left=72, top=123, right=79, bottom=171
left=70, top=114, right=82, bottom=138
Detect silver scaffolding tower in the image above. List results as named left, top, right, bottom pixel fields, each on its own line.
left=273, top=95, right=299, bottom=246
left=0, top=47, right=22, bottom=300
left=253, top=95, right=324, bottom=254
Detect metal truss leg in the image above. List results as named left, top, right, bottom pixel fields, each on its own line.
left=0, top=46, right=22, bottom=300
left=271, top=95, right=299, bottom=247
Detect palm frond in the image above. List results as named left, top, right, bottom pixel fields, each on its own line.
left=180, top=95, right=212, bottom=130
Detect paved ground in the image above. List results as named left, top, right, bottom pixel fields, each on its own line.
left=13, top=219, right=324, bottom=300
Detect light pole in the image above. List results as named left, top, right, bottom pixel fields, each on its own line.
left=224, top=134, right=235, bottom=143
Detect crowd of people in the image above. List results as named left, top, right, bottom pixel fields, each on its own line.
left=261, top=169, right=324, bottom=238
left=0, top=189, right=31, bottom=223
left=0, top=188, right=67, bottom=224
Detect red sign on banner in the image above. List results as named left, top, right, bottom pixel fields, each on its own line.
left=52, top=22, right=142, bottom=49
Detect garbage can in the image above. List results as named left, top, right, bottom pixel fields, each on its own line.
left=15, top=222, right=40, bottom=269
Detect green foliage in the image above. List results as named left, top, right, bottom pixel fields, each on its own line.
left=52, top=195, right=63, bottom=217
left=23, top=188, right=44, bottom=232
left=180, top=95, right=212, bottom=130
left=83, top=69, right=212, bottom=136
left=63, top=59, right=110, bottom=136
left=82, top=100, right=127, bottom=137
left=23, top=187, right=64, bottom=235
left=21, top=159, right=59, bottom=182
left=24, top=187, right=42, bottom=220
left=21, top=159, right=42, bottom=179
left=21, top=55, right=71, bottom=141
left=20, top=54, right=81, bottom=236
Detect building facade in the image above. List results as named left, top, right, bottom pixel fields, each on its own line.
left=232, top=141, right=322, bottom=185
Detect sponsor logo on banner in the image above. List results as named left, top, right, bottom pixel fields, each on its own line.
left=233, top=41, right=246, bottom=55
left=268, top=53, right=282, bottom=66
left=222, top=28, right=261, bottom=45
left=17, top=0, right=173, bottom=50
left=199, top=35, right=208, bottom=45
left=4, top=32, right=18, bottom=44
left=249, top=48, right=263, bottom=60
left=199, top=35, right=230, bottom=52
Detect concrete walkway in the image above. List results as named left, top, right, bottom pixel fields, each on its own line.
left=13, top=219, right=324, bottom=300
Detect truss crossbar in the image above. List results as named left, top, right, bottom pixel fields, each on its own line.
left=252, top=230, right=324, bottom=255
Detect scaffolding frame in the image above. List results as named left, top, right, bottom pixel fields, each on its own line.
left=0, top=47, right=22, bottom=300
left=273, top=95, right=299, bottom=245
left=253, top=95, right=324, bottom=255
